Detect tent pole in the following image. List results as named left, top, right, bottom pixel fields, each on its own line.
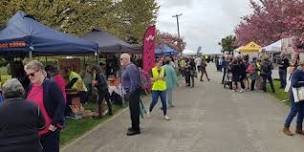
left=83, top=56, right=86, bottom=66
left=29, top=51, right=33, bottom=59
left=95, top=52, right=98, bottom=64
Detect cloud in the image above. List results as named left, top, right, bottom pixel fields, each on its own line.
left=156, top=0, right=252, bottom=53
left=158, top=0, right=194, bottom=9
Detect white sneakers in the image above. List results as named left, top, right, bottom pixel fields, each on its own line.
left=146, top=111, right=171, bottom=121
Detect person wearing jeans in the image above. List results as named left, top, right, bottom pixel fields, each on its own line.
left=149, top=91, right=167, bottom=116
left=148, top=59, right=170, bottom=120
left=283, top=65, right=304, bottom=136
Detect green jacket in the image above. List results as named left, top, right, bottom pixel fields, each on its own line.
left=163, top=64, right=178, bottom=89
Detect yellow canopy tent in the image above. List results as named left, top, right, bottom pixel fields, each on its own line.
left=238, top=42, right=262, bottom=53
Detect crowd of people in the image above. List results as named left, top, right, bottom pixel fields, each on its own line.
left=0, top=53, right=183, bottom=150
left=0, top=60, right=116, bottom=152
left=177, top=56, right=210, bottom=88
left=120, top=54, right=179, bottom=136
left=215, top=51, right=304, bottom=137
left=218, top=55, right=275, bottom=93
left=1, top=50, right=304, bottom=151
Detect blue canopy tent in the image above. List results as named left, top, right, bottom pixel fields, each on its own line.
left=82, top=29, right=142, bottom=54
left=0, top=11, right=98, bottom=56
left=155, top=44, right=177, bottom=56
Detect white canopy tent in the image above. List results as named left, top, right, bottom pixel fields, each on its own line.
left=263, top=40, right=281, bottom=53
left=182, top=49, right=196, bottom=56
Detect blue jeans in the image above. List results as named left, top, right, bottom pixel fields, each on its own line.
left=149, top=91, right=167, bottom=115
left=284, top=91, right=304, bottom=130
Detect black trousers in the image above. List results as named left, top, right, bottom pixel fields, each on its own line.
left=222, top=68, right=227, bottom=84
left=251, top=80, right=256, bottom=90
left=262, top=75, right=275, bottom=92
left=40, top=130, right=60, bottom=152
left=97, top=90, right=112, bottom=115
left=185, top=72, right=190, bottom=85
left=240, top=74, right=246, bottom=89
left=126, top=88, right=141, bottom=130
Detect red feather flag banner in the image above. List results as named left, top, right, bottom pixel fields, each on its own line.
left=143, top=25, right=156, bottom=72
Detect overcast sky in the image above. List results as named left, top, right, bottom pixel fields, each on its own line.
left=156, top=0, right=252, bottom=54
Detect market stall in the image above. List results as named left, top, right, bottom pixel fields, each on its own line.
left=0, top=11, right=99, bottom=119
left=82, top=28, right=142, bottom=77
left=262, top=40, right=282, bottom=63
left=155, top=43, right=178, bottom=57
left=82, top=29, right=141, bottom=54
left=236, top=41, right=261, bottom=60
left=0, top=11, right=98, bottom=56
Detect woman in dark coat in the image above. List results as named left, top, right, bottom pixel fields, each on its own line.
left=231, top=59, right=241, bottom=91
left=24, top=60, right=65, bottom=152
left=0, top=79, right=45, bottom=152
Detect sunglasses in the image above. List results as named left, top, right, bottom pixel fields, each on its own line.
left=27, top=71, right=38, bottom=77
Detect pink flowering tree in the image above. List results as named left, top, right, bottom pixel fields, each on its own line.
left=235, top=0, right=304, bottom=47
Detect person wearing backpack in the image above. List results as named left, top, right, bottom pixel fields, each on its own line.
left=120, top=53, right=141, bottom=136
left=261, top=58, right=275, bottom=93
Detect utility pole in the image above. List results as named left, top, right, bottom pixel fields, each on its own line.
left=172, top=14, right=182, bottom=38
left=172, top=14, right=182, bottom=55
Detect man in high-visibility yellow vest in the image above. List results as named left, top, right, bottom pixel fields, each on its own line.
left=148, top=58, right=170, bottom=120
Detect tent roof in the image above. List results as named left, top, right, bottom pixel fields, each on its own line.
left=155, top=44, right=177, bottom=56
left=263, top=40, right=281, bottom=53
left=0, top=11, right=98, bottom=55
left=238, top=42, right=261, bottom=53
left=82, top=29, right=142, bottom=53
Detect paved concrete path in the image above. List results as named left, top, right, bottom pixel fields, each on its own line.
left=62, top=64, right=304, bottom=152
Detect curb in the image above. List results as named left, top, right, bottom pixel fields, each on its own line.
left=61, top=107, right=129, bottom=152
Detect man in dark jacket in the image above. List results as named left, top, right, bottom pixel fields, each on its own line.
left=261, top=58, right=275, bottom=93
left=278, top=55, right=290, bottom=88
left=0, top=79, right=45, bottom=152
left=92, top=65, right=112, bottom=117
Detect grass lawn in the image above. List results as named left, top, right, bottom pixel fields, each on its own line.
left=60, top=103, right=126, bottom=146
left=267, top=80, right=290, bottom=106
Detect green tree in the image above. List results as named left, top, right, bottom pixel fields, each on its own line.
left=112, top=0, right=159, bottom=44
left=0, top=0, right=114, bottom=34
left=0, top=0, right=159, bottom=43
left=219, top=35, right=237, bottom=53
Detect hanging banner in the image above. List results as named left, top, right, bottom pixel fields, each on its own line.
left=0, top=41, right=27, bottom=48
left=143, top=25, right=156, bottom=72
